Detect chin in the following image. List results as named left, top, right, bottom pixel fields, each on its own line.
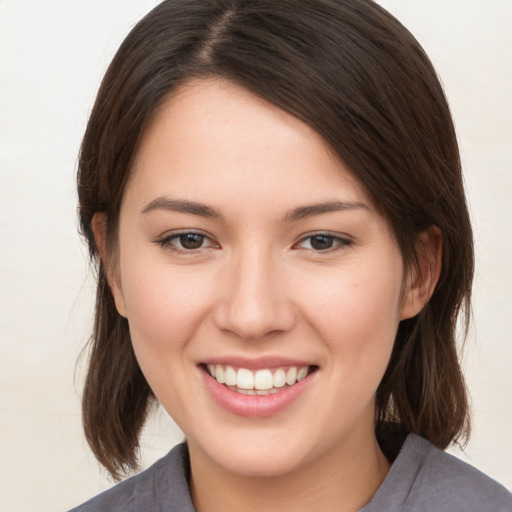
left=214, top=447, right=308, bottom=478
left=188, top=427, right=324, bottom=479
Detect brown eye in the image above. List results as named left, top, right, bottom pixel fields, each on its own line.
left=309, top=235, right=335, bottom=250
left=295, top=233, right=352, bottom=253
left=156, top=231, right=216, bottom=253
left=178, top=233, right=205, bottom=250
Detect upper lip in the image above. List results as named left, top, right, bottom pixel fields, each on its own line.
left=199, top=355, right=316, bottom=371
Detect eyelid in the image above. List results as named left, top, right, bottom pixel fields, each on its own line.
left=293, top=231, right=353, bottom=252
left=155, top=229, right=219, bottom=253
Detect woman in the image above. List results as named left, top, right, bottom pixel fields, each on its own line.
left=70, top=0, right=512, bottom=510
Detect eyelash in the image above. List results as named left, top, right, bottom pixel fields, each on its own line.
left=155, top=231, right=353, bottom=255
left=294, top=233, right=353, bottom=253
left=155, top=230, right=217, bottom=255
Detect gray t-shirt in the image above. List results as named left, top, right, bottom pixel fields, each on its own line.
left=69, top=434, right=512, bottom=511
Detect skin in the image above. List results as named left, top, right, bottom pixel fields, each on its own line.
left=93, top=78, right=439, bottom=512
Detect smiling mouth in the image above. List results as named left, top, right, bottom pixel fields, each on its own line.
left=203, top=364, right=318, bottom=395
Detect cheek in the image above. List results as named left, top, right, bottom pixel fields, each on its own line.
left=118, top=256, right=214, bottom=355
left=297, top=258, right=404, bottom=363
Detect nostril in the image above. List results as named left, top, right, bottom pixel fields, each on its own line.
left=212, top=298, right=297, bottom=341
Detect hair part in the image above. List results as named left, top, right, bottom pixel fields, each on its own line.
left=78, top=0, right=473, bottom=478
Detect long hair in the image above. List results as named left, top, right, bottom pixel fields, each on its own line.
left=78, top=0, right=473, bottom=479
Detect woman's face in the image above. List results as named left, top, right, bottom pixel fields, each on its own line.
left=108, top=79, right=420, bottom=478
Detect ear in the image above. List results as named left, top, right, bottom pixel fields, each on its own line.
left=91, top=213, right=128, bottom=318
left=401, top=226, right=442, bottom=320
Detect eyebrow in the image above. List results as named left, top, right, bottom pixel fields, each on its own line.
left=284, top=200, right=369, bottom=221
left=141, top=197, right=223, bottom=219
left=141, top=197, right=368, bottom=221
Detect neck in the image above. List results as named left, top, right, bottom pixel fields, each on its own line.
left=188, top=428, right=390, bottom=512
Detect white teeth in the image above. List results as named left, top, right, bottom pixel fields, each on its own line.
left=297, top=367, right=308, bottom=381
left=273, top=368, right=286, bottom=388
left=215, top=364, right=225, bottom=384
left=237, top=368, right=254, bottom=390
left=286, top=367, right=297, bottom=385
left=225, top=366, right=237, bottom=386
left=254, top=369, right=273, bottom=390
left=207, top=364, right=312, bottom=391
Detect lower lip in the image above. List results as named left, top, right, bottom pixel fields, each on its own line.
left=200, top=367, right=315, bottom=418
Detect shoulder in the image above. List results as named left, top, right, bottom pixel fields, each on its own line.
left=411, top=436, right=512, bottom=511
left=364, top=434, right=512, bottom=512
left=67, top=443, right=195, bottom=512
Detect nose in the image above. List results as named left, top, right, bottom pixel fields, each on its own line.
left=212, top=247, right=296, bottom=340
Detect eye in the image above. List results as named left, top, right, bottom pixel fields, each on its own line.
left=295, top=233, right=352, bottom=252
left=156, top=230, right=217, bottom=253
left=176, top=233, right=207, bottom=250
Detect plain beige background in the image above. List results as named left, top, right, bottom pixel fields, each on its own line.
left=0, top=1, right=510, bottom=511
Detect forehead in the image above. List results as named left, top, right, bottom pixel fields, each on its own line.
left=126, top=78, right=375, bottom=215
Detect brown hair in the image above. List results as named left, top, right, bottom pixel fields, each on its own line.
left=78, top=0, right=473, bottom=479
